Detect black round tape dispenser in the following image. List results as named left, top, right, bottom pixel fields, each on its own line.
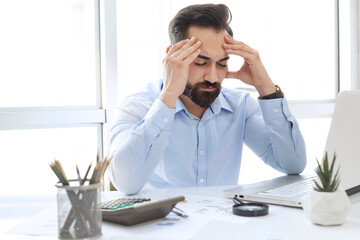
left=232, top=197, right=269, bottom=217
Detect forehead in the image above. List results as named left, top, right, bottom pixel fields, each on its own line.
left=188, top=26, right=228, bottom=60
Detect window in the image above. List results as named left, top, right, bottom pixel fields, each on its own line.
left=0, top=0, right=99, bottom=107
left=0, top=0, right=105, bottom=196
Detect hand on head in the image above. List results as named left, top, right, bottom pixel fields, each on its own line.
left=160, top=37, right=201, bottom=108
left=223, top=35, right=276, bottom=97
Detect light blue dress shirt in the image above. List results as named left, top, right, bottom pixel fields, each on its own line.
left=109, top=79, right=306, bottom=194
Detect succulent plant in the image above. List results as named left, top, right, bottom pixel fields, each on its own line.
left=313, top=151, right=340, bottom=192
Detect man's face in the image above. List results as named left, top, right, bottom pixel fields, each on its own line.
left=183, top=26, right=229, bottom=108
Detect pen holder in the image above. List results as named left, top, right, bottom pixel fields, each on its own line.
left=56, top=180, right=102, bottom=240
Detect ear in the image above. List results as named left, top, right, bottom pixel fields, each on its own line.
left=166, top=46, right=171, bottom=54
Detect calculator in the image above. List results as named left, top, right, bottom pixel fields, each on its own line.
left=100, top=195, right=185, bottom=226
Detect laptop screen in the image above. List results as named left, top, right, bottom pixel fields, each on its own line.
left=324, top=91, right=360, bottom=194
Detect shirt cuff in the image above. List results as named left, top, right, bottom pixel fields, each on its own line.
left=258, top=97, right=287, bottom=121
left=144, top=98, right=176, bottom=131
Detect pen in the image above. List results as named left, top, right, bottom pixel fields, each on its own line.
left=172, top=207, right=189, bottom=218
left=233, top=197, right=244, bottom=204
left=76, top=164, right=83, bottom=185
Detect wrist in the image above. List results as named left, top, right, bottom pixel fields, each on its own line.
left=159, top=90, right=179, bottom=109
left=259, top=85, right=284, bottom=99
left=255, top=82, right=276, bottom=97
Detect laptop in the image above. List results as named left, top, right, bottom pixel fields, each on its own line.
left=223, top=90, right=360, bottom=208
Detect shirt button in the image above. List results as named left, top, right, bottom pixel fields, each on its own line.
left=274, top=108, right=279, bottom=113
left=163, top=117, right=168, bottom=122
left=199, top=178, right=204, bottom=183
left=199, top=151, right=204, bottom=155
left=199, top=122, right=202, bottom=126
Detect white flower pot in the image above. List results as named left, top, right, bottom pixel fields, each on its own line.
left=302, top=189, right=351, bottom=226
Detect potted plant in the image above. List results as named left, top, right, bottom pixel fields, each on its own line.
left=302, top=151, right=351, bottom=226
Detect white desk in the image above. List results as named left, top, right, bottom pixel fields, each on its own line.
left=1, top=185, right=360, bottom=240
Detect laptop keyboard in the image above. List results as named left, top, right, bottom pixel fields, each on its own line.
left=257, top=176, right=316, bottom=199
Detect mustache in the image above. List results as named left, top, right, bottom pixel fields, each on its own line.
left=194, top=81, right=221, bottom=89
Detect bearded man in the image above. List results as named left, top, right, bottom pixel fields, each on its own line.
left=109, top=4, right=306, bottom=194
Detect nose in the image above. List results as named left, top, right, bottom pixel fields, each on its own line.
left=204, top=63, right=218, bottom=83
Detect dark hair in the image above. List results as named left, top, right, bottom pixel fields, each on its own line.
left=168, top=4, right=233, bottom=45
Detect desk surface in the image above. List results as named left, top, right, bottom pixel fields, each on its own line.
left=1, top=185, right=360, bottom=240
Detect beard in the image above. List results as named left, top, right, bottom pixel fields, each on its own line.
left=183, top=81, right=221, bottom=108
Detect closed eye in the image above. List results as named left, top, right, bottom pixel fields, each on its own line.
left=217, top=63, right=227, bottom=68
left=194, top=62, right=206, bottom=66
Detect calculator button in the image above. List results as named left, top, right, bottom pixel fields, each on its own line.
left=100, top=197, right=152, bottom=210
left=109, top=202, right=134, bottom=210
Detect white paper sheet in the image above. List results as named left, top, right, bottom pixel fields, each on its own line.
left=7, top=205, right=58, bottom=237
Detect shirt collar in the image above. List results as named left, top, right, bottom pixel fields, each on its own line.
left=175, top=98, right=187, bottom=114
left=210, top=92, right=234, bottom=114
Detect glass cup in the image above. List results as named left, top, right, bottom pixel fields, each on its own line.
left=56, top=180, right=102, bottom=239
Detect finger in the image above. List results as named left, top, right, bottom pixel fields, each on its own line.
left=177, top=40, right=201, bottom=60
left=225, top=48, right=253, bottom=60
left=224, top=36, right=256, bottom=52
left=223, top=38, right=256, bottom=54
left=183, top=48, right=201, bottom=65
left=167, top=39, right=189, bottom=56
left=223, top=43, right=256, bottom=55
left=171, top=37, right=198, bottom=58
left=224, top=35, right=245, bottom=45
left=235, top=40, right=254, bottom=51
left=224, top=35, right=238, bottom=44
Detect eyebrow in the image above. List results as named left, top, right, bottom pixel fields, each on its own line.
left=197, top=55, right=230, bottom=62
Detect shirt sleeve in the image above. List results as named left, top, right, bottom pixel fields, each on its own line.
left=244, top=96, right=306, bottom=174
left=108, top=97, right=175, bottom=194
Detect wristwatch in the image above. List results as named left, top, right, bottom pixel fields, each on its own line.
left=259, top=85, right=284, bottom=99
